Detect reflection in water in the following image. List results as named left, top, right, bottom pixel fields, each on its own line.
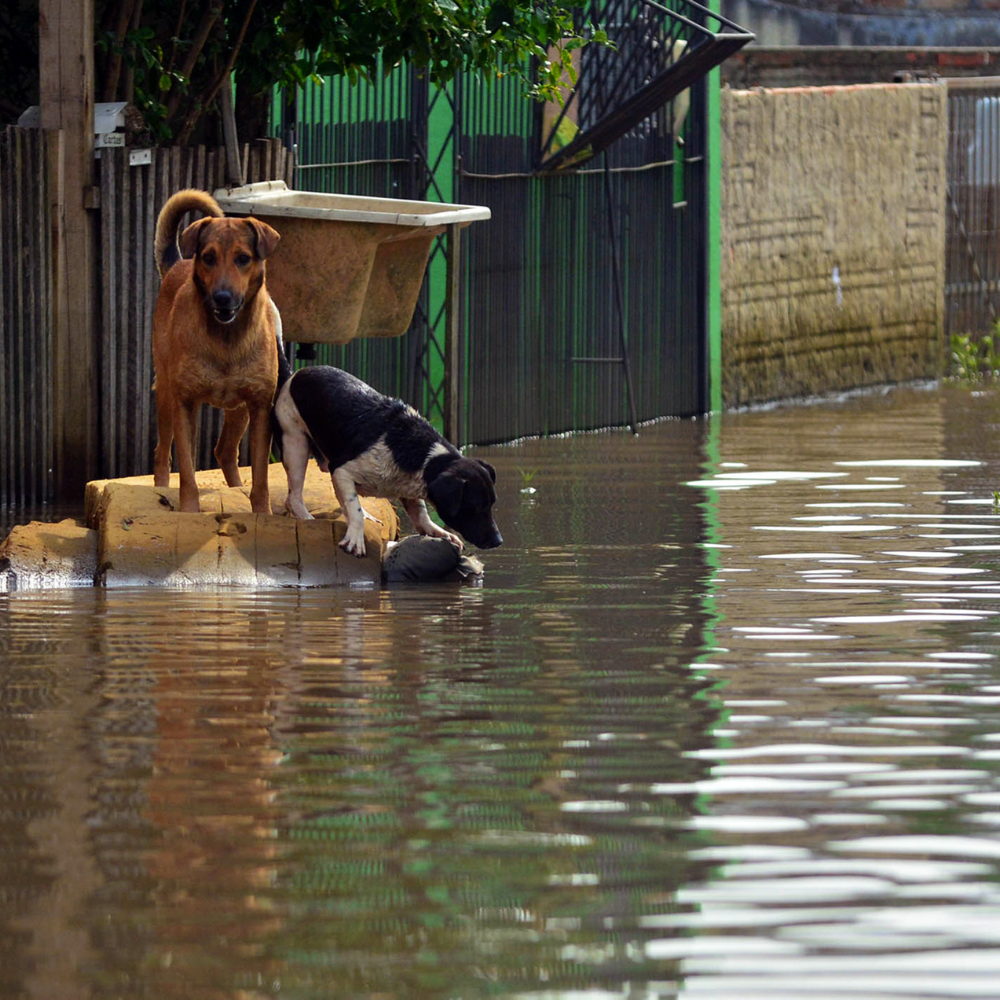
left=676, top=386, right=1000, bottom=999
left=0, top=424, right=715, bottom=998
left=6, top=386, right=1000, bottom=996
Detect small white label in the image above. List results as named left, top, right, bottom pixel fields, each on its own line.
left=96, top=132, right=125, bottom=148
left=129, top=148, right=152, bottom=166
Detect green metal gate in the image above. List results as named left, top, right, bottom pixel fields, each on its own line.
left=274, top=0, right=750, bottom=443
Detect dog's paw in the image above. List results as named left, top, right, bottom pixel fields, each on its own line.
left=284, top=500, right=314, bottom=520
left=420, top=523, right=463, bottom=549
left=339, top=530, right=367, bottom=558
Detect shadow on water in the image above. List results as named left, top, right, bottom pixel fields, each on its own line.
left=7, top=385, right=1000, bottom=996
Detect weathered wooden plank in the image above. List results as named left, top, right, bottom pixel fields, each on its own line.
left=37, top=130, right=54, bottom=501
left=0, top=128, right=56, bottom=505
left=0, top=129, right=11, bottom=504
left=13, top=127, right=27, bottom=504
left=138, top=154, right=156, bottom=474
left=39, top=0, right=99, bottom=500
left=260, top=138, right=272, bottom=183
left=27, top=129, right=43, bottom=501
left=100, top=144, right=118, bottom=473
left=0, top=130, right=10, bottom=504
left=125, top=147, right=139, bottom=475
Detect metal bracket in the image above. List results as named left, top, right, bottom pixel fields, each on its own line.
left=539, top=0, right=753, bottom=173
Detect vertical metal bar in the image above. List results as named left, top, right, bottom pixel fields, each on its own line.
left=602, top=158, right=639, bottom=434
left=443, top=223, right=461, bottom=445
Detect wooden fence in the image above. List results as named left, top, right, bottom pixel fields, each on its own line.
left=1, top=134, right=291, bottom=509
left=0, top=126, right=54, bottom=510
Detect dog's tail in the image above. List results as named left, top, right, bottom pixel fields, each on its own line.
left=154, top=189, right=223, bottom=279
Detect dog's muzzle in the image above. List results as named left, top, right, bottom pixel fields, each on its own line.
left=479, top=528, right=503, bottom=550
left=211, top=290, right=242, bottom=325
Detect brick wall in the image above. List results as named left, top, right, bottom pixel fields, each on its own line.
left=720, top=83, right=947, bottom=408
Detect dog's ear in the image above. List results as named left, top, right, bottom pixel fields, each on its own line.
left=246, top=218, right=280, bottom=259
left=428, top=471, right=465, bottom=519
left=179, top=216, right=214, bottom=259
left=477, top=460, right=497, bottom=484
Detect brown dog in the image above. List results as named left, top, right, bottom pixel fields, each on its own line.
left=152, top=189, right=280, bottom=514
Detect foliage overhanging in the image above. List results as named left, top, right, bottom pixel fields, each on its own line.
left=92, top=0, right=602, bottom=144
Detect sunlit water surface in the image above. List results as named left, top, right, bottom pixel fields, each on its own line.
left=5, top=385, right=1000, bottom=998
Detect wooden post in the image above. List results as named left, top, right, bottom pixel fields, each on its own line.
left=443, top=223, right=461, bottom=446
left=220, top=73, right=243, bottom=188
left=39, top=0, right=99, bottom=500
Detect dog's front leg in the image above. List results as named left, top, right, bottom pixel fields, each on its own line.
left=246, top=404, right=272, bottom=514
left=401, top=498, right=462, bottom=548
left=173, top=400, right=201, bottom=513
left=332, top=467, right=368, bottom=557
left=215, top=406, right=249, bottom=488
left=153, top=401, right=174, bottom=488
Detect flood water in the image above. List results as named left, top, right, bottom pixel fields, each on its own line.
left=5, top=383, right=1000, bottom=998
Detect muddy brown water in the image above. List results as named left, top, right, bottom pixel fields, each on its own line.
left=5, top=384, right=1000, bottom=998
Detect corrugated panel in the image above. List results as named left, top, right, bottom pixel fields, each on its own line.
left=946, top=82, right=1000, bottom=337
left=455, top=67, right=708, bottom=442
left=0, top=126, right=54, bottom=509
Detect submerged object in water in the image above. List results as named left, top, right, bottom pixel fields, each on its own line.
left=382, top=535, right=484, bottom=583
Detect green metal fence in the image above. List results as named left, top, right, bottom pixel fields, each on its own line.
left=273, top=0, right=741, bottom=443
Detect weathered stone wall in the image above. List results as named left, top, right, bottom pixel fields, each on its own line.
left=720, top=83, right=947, bottom=408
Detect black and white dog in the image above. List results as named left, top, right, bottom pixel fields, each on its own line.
left=272, top=348, right=502, bottom=558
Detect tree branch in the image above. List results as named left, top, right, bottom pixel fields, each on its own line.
left=164, top=1, right=223, bottom=123
left=175, top=0, right=259, bottom=146
left=101, top=0, right=137, bottom=102
left=122, top=0, right=144, bottom=104
left=165, top=0, right=187, bottom=76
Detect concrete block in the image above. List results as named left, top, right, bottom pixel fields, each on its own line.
left=0, top=519, right=98, bottom=591
left=9, top=462, right=399, bottom=589
left=295, top=517, right=341, bottom=587
left=254, top=513, right=302, bottom=587
left=170, top=512, right=230, bottom=587
left=215, top=513, right=260, bottom=587
left=99, top=510, right=178, bottom=586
